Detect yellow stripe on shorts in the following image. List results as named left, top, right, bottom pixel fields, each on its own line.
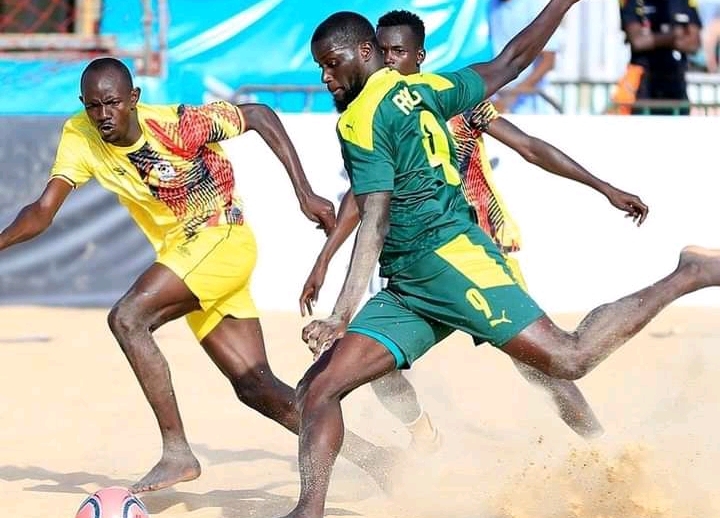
left=434, top=233, right=516, bottom=289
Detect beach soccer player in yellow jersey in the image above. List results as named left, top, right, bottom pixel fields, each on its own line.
left=281, top=5, right=720, bottom=517
left=300, top=9, right=650, bottom=443
left=0, top=57, right=398, bottom=494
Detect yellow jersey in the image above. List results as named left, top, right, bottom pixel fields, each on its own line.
left=50, top=101, right=246, bottom=253
left=447, top=100, right=522, bottom=252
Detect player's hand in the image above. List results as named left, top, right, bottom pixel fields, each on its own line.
left=302, top=313, right=348, bottom=360
left=299, top=261, right=328, bottom=317
left=604, top=187, right=649, bottom=226
left=300, top=193, right=337, bottom=235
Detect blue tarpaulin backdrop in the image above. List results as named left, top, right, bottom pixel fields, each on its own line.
left=0, top=0, right=492, bottom=114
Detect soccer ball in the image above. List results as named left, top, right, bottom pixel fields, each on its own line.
left=75, top=487, right=149, bottom=518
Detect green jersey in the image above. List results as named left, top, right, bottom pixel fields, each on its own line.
left=337, top=67, right=488, bottom=277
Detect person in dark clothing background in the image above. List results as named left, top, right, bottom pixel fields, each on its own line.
left=619, top=0, right=702, bottom=115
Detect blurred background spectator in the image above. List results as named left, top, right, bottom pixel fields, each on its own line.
left=701, top=15, right=720, bottom=71
left=488, top=0, right=563, bottom=114
left=694, top=0, right=720, bottom=71
left=615, top=0, right=701, bottom=115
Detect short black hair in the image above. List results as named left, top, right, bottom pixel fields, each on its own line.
left=377, top=10, right=426, bottom=47
left=80, top=57, right=134, bottom=92
left=312, top=11, right=378, bottom=48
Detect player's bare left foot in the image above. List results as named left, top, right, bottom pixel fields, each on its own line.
left=678, top=246, right=720, bottom=290
left=129, top=449, right=201, bottom=493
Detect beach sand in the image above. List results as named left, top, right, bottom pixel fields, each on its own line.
left=1, top=305, right=718, bottom=517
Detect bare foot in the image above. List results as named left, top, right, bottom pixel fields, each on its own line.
left=678, top=246, right=720, bottom=289
left=130, top=452, right=201, bottom=493
left=407, top=411, right=443, bottom=455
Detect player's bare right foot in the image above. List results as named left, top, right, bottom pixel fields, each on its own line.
left=678, top=246, right=720, bottom=290
left=407, top=411, right=443, bottom=455
left=129, top=451, right=201, bottom=493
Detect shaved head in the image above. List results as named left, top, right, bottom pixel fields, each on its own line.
left=80, top=57, right=133, bottom=94
left=311, top=11, right=378, bottom=49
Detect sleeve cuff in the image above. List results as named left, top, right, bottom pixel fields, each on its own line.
left=49, top=174, right=77, bottom=189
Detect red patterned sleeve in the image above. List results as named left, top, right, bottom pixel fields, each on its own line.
left=176, top=101, right=246, bottom=150
left=465, top=101, right=500, bottom=135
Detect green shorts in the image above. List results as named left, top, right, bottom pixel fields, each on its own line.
left=347, top=228, right=544, bottom=368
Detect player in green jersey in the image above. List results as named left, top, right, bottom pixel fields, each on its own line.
left=282, top=6, right=720, bottom=518
left=299, top=9, right=650, bottom=446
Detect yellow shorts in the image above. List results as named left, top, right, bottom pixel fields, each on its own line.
left=157, top=224, right=258, bottom=341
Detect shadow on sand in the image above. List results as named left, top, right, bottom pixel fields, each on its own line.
left=0, top=444, right=369, bottom=517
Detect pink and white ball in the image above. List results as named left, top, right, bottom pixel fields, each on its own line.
left=75, top=487, right=149, bottom=518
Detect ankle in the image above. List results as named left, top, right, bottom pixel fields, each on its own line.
left=405, top=410, right=436, bottom=438
left=406, top=410, right=443, bottom=454
left=160, top=438, right=193, bottom=456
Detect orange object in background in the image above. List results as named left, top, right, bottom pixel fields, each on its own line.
left=609, top=64, right=644, bottom=114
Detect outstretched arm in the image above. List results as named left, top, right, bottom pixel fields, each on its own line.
left=471, top=0, right=577, bottom=98
left=301, top=191, right=390, bottom=354
left=312, top=189, right=361, bottom=271
left=239, top=103, right=336, bottom=232
left=0, top=178, right=72, bottom=251
left=300, top=188, right=361, bottom=316
left=486, top=116, right=648, bottom=225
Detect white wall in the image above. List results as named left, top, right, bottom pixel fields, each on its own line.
left=222, top=114, right=720, bottom=316
left=553, top=0, right=629, bottom=81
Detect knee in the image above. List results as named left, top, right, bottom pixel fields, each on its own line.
left=107, top=300, right=145, bottom=340
left=514, top=360, right=548, bottom=386
left=547, top=353, right=590, bottom=381
left=231, top=366, right=279, bottom=405
left=296, top=371, right=341, bottom=415
left=295, top=373, right=318, bottom=413
left=565, top=362, right=591, bottom=381
left=370, top=370, right=406, bottom=397
left=370, top=376, right=389, bottom=396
